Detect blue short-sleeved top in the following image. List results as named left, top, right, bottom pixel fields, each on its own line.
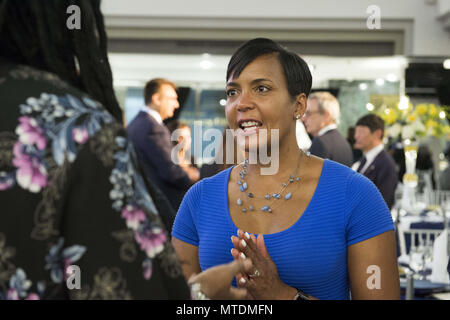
left=172, top=159, right=395, bottom=300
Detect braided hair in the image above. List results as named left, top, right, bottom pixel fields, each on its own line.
left=0, top=0, right=122, bottom=122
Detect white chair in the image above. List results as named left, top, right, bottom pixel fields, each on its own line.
left=424, top=190, right=450, bottom=227
left=397, top=225, right=446, bottom=258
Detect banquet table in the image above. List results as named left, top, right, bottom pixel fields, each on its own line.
left=396, top=209, right=449, bottom=256
left=400, top=278, right=450, bottom=296
left=395, top=207, right=450, bottom=299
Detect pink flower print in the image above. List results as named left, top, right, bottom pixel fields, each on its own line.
left=25, top=293, right=39, bottom=300
left=63, top=258, right=72, bottom=281
left=7, top=289, right=19, bottom=300
left=72, top=127, right=89, bottom=145
left=12, top=143, right=47, bottom=193
left=121, top=205, right=146, bottom=230
left=15, top=117, right=46, bottom=150
left=143, top=258, right=153, bottom=280
left=0, top=181, right=13, bottom=191
left=135, top=227, right=167, bottom=258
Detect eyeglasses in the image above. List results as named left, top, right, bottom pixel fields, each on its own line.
left=304, top=110, right=322, bottom=117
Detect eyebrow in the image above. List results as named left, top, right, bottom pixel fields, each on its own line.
left=226, top=78, right=274, bottom=87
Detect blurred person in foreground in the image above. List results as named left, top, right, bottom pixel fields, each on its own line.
left=127, top=79, right=199, bottom=215
left=172, top=38, right=400, bottom=300
left=303, top=92, right=353, bottom=166
left=353, top=114, right=398, bottom=210
left=0, top=0, right=252, bottom=300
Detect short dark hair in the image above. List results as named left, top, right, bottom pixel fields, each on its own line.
left=356, top=114, right=385, bottom=137
left=226, top=38, right=312, bottom=100
left=144, top=78, right=177, bottom=104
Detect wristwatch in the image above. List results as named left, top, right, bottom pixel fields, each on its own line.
left=294, top=289, right=311, bottom=300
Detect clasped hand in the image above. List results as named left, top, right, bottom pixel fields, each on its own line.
left=231, top=229, right=297, bottom=300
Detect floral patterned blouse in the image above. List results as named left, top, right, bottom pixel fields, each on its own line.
left=0, top=59, right=190, bottom=299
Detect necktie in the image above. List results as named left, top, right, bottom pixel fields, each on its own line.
left=356, top=156, right=367, bottom=173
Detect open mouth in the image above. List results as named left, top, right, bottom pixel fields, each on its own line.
left=238, top=119, right=263, bottom=131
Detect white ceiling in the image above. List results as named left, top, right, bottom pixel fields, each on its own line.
left=108, top=53, right=408, bottom=89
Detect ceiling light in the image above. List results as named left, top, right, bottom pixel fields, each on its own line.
left=443, top=59, right=450, bottom=69
left=386, top=74, right=397, bottom=82
left=359, top=83, right=368, bottom=90
left=366, top=103, right=375, bottom=111
left=376, top=78, right=385, bottom=86
left=219, top=99, right=226, bottom=106
left=200, top=60, right=213, bottom=70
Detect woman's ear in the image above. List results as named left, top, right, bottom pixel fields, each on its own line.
left=294, top=93, right=307, bottom=119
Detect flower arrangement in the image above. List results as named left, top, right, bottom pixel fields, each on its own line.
left=374, top=97, right=450, bottom=141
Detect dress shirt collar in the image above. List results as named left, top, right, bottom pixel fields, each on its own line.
left=141, top=106, right=163, bottom=125
left=360, top=143, right=384, bottom=173
left=317, top=123, right=338, bottom=137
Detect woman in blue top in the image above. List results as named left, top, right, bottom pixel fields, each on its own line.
left=172, top=38, right=400, bottom=300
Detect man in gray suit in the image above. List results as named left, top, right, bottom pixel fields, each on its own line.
left=303, top=91, right=353, bottom=166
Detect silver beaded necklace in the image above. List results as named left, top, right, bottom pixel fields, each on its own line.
left=235, top=151, right=307, bottom=214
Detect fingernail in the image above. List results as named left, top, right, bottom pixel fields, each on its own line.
left=245, top=232, right=250, bottom=239
left=230, top=248, right=234, bottom=255
left=239, top=278, right=246, bottom=284
left=240, top=252, right=246, bottom=259
left=240, top=239, right=246, bottom=248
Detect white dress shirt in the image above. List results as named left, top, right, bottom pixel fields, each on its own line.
left=141, top=106, right=163, bottom=125
left=317, top=123, right=338, bottom=137
left=351, top=143, right=384, bottom=174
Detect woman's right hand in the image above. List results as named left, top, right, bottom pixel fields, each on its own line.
left=231, top=230, right=298, bottom=300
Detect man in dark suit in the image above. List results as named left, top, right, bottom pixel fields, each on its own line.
left=303, top=91, right=353, bottom=166
left=127, top=79, right=199, bottom=226
left=353, top=114, right=398, bottom=209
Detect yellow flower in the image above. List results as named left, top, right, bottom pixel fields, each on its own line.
left=416, top=104, right=427, bottom=115
left=384, top=108, right=397, bottom=125
left=407, top=114, right=416, bottom=123
left=425, top=119, right=438, bottom=129
left=429, top=104, right=437, bottom=117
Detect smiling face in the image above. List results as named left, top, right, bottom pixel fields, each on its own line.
left=225, top=54, right=304, bottom=155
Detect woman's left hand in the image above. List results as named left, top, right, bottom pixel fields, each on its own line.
left=188, top=258, right=253, bottom=300
left=231, top=229, right=297, bottom=300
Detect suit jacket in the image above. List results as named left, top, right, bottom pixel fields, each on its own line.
left=309, top=129, right=353, bottom=167
left=127, top=111, right=192, bottom=218
left=360, top=149, right=398, bottom=210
